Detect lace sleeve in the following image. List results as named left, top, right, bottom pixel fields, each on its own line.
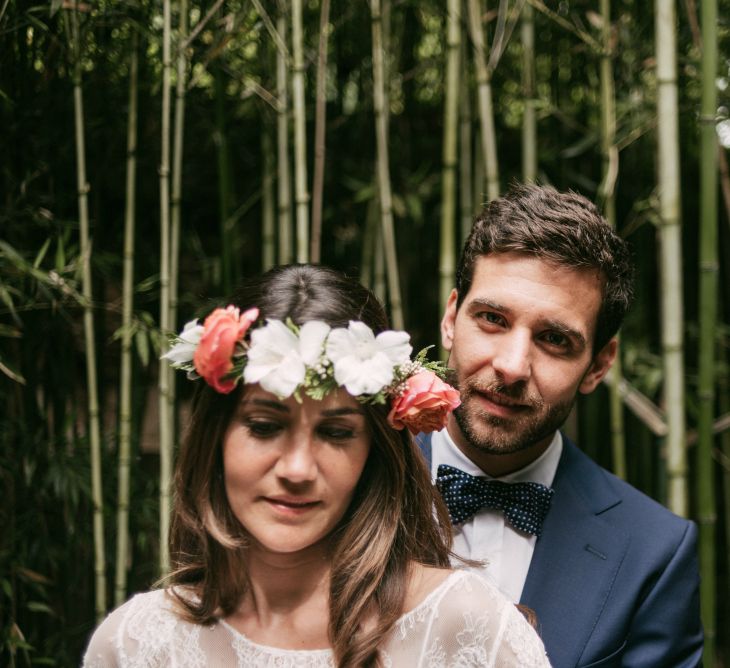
left=383, top=570, right=551, bottom=667
left=82, top=596, right=133, bottom=668
left=81, top=589, right=208, bottom=668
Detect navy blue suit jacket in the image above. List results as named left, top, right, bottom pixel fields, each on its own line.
left=417, top=432, right=703, bottom=667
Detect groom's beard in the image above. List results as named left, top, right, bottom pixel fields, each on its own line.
left=453, top=376, right=574, bottom=455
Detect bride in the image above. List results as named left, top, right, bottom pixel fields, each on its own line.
left=83, top=264, right=550, bottom=667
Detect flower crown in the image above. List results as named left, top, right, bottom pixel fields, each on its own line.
left=163, top=305, right=460, bottom=434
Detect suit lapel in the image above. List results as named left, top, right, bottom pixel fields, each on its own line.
left=520, top=439, right=629, bottom=667
left=415, top=431, right=433, bottom=466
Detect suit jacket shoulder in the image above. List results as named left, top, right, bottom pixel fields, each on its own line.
left=521, top=436, right=702, bottom=667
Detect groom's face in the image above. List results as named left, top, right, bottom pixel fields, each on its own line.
left=441, top=252, right=616, bottom=460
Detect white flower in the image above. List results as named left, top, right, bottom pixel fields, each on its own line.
left=161, top=319, right=204, bottom=366
left=326, top=321, right=412, bottom=396
left=244, top=320, right=330, bottom=397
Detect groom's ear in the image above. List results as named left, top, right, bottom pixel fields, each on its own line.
left=579, top=338, right=617, bottom=394
left=440, top=289, right=459, bottom=352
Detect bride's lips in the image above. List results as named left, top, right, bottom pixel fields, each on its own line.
left=263, top=496, right=321, bottom=515
left=473, top=390, right=531, bottom=418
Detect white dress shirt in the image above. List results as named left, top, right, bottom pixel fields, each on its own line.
left=431, top=428, right=562, bottom=603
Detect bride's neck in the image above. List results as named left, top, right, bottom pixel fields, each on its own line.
left=247, top=546, right=330, bottom=615
left=230, top=540, right=332, bottom=640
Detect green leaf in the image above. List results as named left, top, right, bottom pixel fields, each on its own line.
left=0, top=285, right=19, bottom=323
left=136, top=275, right=160, bottom=293
left=55, top=235, right=66, bottom=271
left=135, top=329, right=150, bottom=367
left=26, top=601, right=54, bottom=615
left=0, top=354, right=26, bottom=385
left=33, top=238, right=51, bottom=269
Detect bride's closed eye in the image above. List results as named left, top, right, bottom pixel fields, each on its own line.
left=317, top=423, right=358, bottom=443
left=244, top=419, right=283, bottom=439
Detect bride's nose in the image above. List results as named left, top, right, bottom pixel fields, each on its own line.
left=274, top=435, right=318, bottom=483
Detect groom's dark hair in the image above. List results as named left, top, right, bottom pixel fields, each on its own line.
left=455, top=183, right=634, bottom=353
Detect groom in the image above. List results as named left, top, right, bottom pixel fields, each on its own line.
left=420, top=184, right=702, bottom=667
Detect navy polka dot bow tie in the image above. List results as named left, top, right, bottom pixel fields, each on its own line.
left=436, top=464, right=554, bottom=536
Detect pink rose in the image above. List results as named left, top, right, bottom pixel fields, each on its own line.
left=387, top=370, right=461, bottom=435
left=194, top=306, right=259, bottom=393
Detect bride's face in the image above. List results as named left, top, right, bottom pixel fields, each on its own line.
left=222, top=386, right=371, bottom=556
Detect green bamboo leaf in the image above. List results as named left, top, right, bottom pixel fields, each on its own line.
left=135, top=329, right=149, bottom=367
left=16, top=567, right=52, bottom=584
left=0, top=284, right=18, bottom=322
left=26, top=601, right=54, bottom=615
left=55, top=235, right=66, bottom=271
left=136, top=275, right=159, bottom=293
left=33, top=238, right=51, bottom=269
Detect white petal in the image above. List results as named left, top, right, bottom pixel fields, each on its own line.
left=325, top=327, right=355, bottom=362
left=333, top=353, right=394, bottom=395
left=243, top=357, right=276, bottom=384
left=251, top=319, right=299, bottom=352
left=374, top=330, right=412, bottom=364
left=161, top=321, right=204, bottom=364
left=258, top=354, right=306, bottom=397
left=161, top=341, right=196, bottom=364
left=179, top=320, right=204, bottom=345
left=298, top=321, right=331, bottom=365
left=347, top=320, right=376, bottom=345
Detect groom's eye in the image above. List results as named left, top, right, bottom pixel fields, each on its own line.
left=477, top=311, right=505, bottom=327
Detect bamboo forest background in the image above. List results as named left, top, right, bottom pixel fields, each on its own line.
left=2, top=0, right=730, bottom=664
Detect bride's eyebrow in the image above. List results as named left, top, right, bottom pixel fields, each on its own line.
left=321, top=407, right=365, bottom=417
left=240, top=398, right=289, bottom=413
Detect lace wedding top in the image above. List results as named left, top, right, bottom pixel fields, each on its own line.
left=83, top=569, right=549, bottom=667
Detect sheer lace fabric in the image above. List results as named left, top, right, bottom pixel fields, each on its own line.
left=83, top=569, right=549, bottom=667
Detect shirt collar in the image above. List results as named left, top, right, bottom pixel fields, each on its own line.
left=431, top=428, right=562, bottom=488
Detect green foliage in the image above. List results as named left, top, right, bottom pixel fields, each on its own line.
left=2, top=0, right=730, bottom=663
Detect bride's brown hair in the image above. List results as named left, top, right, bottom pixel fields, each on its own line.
left=167, top=264, right=452, bottom=667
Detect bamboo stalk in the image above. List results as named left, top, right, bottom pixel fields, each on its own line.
left=310, top=0, right=331, bottom=263
left=370, top=0, right=403, bottom=329
left=473, top=119, right=485, bottom=211
left=372, top=203, right=386, bottom=304
left=167, top=0, right=189, bottom=501
left=459, top=33, right=473, bottom=244
left=440, top=0, right=461, bottom=321
left=719, top=323, right=730, bottom=618
left=697, top=0, right=718, bottom=660
left=521, top=2, right=537, bottom=181
left=360, top=195, right=376, bottom=289
left=214, top=67, right=233, bottom=292
left=158, top=0, right=174, bottom=574
left=291, top=0, right=309, bottom=262
left=170, top=0, right=189, bottom=338
left=114, top=27, right=139, bottom=607
left=466, top=0, right=500, bottom=201
left=598, top=0, right=625, bottom=480
left=262, top=128, right=276, bottom=270
left=69, top=1, right=106, bottom=620
left=382, top=0, right=391, bottom=132
left=276, top=7, right=293, bottom=264
left=655, top=0, right=688, bottom=516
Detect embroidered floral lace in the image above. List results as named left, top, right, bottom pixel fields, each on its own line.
left=83, top=569, right=550, bottom=667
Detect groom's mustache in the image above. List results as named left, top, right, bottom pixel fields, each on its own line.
left=459, top=376, right=544, bottom=410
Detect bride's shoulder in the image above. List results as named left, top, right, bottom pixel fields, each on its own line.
left=82, top=589, right=196, bottom=667
left=402, top=568, right=550, bottom=666
left=403, top=564, right=453, bottom=611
